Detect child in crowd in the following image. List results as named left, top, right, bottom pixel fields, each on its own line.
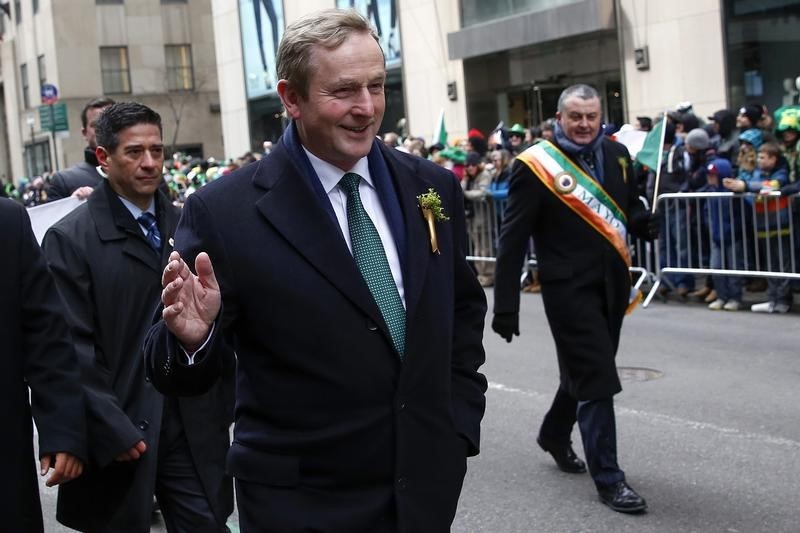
left=705, top=158, right=744, bottom=310
left=724, top=142, right=793, bottom=313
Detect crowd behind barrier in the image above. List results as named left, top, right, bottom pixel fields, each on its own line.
left=462, top=189, right=800, bottom=311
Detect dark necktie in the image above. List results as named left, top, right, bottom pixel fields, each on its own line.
left=137, top=211, right=162, bottom=253
left=338, top=172, right=406, bottom=357
left=580, top=151, right=597, bottom=172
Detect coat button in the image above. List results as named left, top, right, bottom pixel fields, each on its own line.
left=366, top=319, right=378, bottom=331
left=138, top=420, right=149, bottom=431
left=396, top=477, right=407, bottom=491
left=397, top=401, right=406, bottom=412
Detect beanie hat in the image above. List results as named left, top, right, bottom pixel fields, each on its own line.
left=706, top=158, right=733, bottom=179
left=738, top=104, right=763, bottom=126
left=739, top=127, right=764, bottom=150
left=685, top=128, right=710, bottom=150
left=465, top=151, right=482, bottom=166
left=467, top=128, right=485, bottom=140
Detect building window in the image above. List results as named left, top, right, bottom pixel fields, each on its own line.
left=165, top=44, right=194, bottom=91
left=100, top=46, right=131, bottom=94
left=33, top=0, right=38, bottom=14
left=20, top=63, right=29, bottom=109
left=14, top=0, right=20, bottom=23
left=96, top=0, right=124, bottom=4
left=37, top=54, right=45, bottom=87
left=161, top=0, right=187, bottom=3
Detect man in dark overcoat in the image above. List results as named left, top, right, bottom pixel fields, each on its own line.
left=42, top=102, right=233, bottom=532
left=0, top=198, right=86, bottom=532
left=46, top=97, right=114, bottom=202
left=492, top=84, right=659, bottom=513
left=144, top=9, right=487, bottom=533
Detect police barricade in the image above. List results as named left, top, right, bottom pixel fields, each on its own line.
left=643, top=191, right=800, bottom=307
left=464, top=196, right=535, bottom=285
left=465, top=194, right=654, bottom=290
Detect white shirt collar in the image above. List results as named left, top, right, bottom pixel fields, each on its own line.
left=118, top=195, right=156, bottom=220
left=302, top=147, right=372, bottom=193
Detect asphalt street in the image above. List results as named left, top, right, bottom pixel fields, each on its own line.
left=37, top=289, right=799, bottom=532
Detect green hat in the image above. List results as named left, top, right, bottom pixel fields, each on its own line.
left=509, top=123, right=526, bottom=136
left=439, top=146, right=467, bottom=164
left=774, top=105, right=800, bottom=133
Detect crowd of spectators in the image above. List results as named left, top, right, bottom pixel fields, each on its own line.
left=5, top=98, right=799, bottom=313
left=378, top=100, right=800, bottom=313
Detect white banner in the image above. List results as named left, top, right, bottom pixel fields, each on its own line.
left=27, top=197, right=83, bottom=244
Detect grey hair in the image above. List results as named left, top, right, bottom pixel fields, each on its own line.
left=557, top=84, right=600, bottom=113
left=491, top=148, right=511, bottom=169
left=276, top=9, right=382, bottom=99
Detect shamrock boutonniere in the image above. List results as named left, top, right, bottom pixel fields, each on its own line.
left=417, top=188, right=450, bottom=255
left=618, top=156, right=629, bottom=183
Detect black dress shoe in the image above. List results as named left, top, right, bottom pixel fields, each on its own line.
left=597, top=481, right=647, bottom=513
left=536, top=437, right=587, bottom=474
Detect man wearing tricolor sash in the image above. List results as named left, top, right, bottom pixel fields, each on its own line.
left=492, top=84, right=659, bottom=514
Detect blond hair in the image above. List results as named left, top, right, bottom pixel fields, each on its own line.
left=276, top=9, right=382, bottom=99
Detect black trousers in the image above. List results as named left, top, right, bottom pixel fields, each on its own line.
left=156, top=399, right=229, bottom=533
left=539, top=386, right=625, bottom=487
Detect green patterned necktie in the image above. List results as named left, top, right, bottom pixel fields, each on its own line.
left=339, top=172, right=406, bottom=357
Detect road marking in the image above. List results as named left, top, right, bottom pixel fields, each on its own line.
left=488, top=381, right=800, bottom=449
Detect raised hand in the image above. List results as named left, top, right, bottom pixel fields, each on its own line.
left=161, top=251, right=221, bottom=351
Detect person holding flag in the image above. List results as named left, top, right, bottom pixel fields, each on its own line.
left=492, top=84, right=659, bottom=514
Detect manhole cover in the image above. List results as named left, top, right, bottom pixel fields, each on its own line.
left=617, top=366, right=663, bottom=382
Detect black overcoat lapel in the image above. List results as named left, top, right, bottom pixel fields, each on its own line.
left=252, top=146, right=390, bottom=338
left=88, top=181, right=163, bottom=273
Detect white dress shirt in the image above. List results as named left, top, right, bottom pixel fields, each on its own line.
left=118, top=195, right=156, bottom=236
left=303, top=148, right=406, bottom=307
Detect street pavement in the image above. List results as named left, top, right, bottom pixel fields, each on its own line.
left=38, top=289, right=799, bottom=532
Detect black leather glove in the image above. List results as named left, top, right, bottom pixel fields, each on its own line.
left=631, top=210, right=660, bottom=241
left=645, top=210, right=660, bottom=241
left=492, top=313, right=519, bottom=343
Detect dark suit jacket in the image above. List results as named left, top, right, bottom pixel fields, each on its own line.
left=145, top=130, right=487, bottom=532
left=42, top=182, right=233, bottom=532
left=494, top=137, right=648, bottom=400
left=0, top=199, right=86, bottom=533
left=46, top=147, right=104, bottom=202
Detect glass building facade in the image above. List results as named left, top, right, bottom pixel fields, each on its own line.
left=723, top=0, right=800, bottom=112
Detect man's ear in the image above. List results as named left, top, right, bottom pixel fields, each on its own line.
left=277, top=80, right=301, bottom=120
left=555, top=111, right=562, bottom=122
left=96, top=146, right=110, bottom=172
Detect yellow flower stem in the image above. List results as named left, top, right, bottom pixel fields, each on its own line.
left=423, top=208, right=440, bottom=254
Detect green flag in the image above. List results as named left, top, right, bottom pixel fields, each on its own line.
left=433, top=109, right=447, bottom=146
left=635, top=118, right=665, bottom=170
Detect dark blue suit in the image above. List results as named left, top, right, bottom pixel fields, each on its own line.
left=145, top=127, right=487, bottom=532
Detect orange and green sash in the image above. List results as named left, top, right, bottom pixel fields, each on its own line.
left=517, top=141, right=642, bottom=312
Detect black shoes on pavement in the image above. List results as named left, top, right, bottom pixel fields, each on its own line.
left=597, top=480, right=648, bottom=513
left=536, top=437, right=587, bottom=474
left=537, top=437, right=647, bottom=514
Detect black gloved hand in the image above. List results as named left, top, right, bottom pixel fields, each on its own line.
left=492, top=313, right=519, bottom=343
left=645, top=210, right=660, bottom=241
left=631, top=210, right=660, bottom=241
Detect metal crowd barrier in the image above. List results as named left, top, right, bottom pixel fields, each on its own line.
left=464, top=197, right=506, bottom=263
left=643, top=191, right=800, bottom=306
left=463, top=191, right=800, bottom=309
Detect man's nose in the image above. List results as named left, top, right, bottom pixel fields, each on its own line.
left=141, top=150, right=159, bottom=168
left=352, top=87, right=375, bottom=115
